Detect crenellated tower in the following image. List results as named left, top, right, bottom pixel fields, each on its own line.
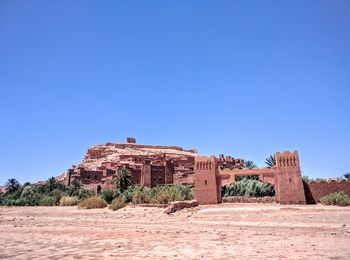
left=275, top=151, right=306, bottom=204
left=194, top=156, right=221, bottom=204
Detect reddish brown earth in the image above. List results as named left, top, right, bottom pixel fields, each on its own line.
left=1, top=204, right=350, bottom=259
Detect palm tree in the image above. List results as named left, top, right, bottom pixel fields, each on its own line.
left=71, top=179, right=82, bottom=190
left=69, top=179, right=82, bottom=196
left=343, top=173, right=350, bottom=181
left=5, top=178, right=20, bottom=193
left=245, top=160, right=257, bottom=170
left=114, top=168, right=132, bottom=192
left=265, top=155, right=276, bottom=168
left=47, top=177, right=57, bottom=191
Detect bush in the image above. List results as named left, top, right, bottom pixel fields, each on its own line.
left=100, top=189, right=116, bottom=204
left=48, top=189, right=67, bottom=205
left=110, top=196, right=126, bottom=211
left=4, top=198, right=26, bottom=206
left=40, top=196, right=57, bottom=206
left=78, top=196, right=107, bottom=209
left=21, top=186, right=41, bottom=206
left=320, top=192, right=350, bottom=206
left=60, top=196, right=79, bottom=206
left=123, top=184, right=194, bottom=205
left=121, top=185, right=137, bottom=202
left=171, top=184, right=194, bottom=200
left=75, top=189, right=96, bottom=200
left=150, top=185, right=189, bottom=204
left=223, top=178, right=275, bottom=197
left=132, top=187, right=151, bottom=204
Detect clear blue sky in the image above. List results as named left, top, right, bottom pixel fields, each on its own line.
left=1, top=1, right=349, bottom=184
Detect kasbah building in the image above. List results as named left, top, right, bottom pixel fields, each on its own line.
left=58, top=137, right=350, bottom=205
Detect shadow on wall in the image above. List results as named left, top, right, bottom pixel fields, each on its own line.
left=303, top=181, right=316, bottom=204
left=303, top=180, right=350, bottom=204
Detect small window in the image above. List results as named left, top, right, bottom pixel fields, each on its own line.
left=204, top=180, right=207, bottom=185
left=289, top=178, right=292, bottom=183
left=159, top=177, right=162, bottom=181
left=153, top=177, right=156, bottom=182
left=87, top=175, right=91, bottom=180
left=95, top=175, right=98, bottom=180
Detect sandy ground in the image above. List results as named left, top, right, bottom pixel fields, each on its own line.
left=1, top=204, right=350, bottom=259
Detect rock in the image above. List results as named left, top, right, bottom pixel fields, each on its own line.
left=164, top=200, right=198, bottom=214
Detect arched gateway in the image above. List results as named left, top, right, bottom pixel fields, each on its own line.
left=194, top=151, right=306, bottom=205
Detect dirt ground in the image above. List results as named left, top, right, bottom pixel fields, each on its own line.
left=1, top=204, right=350, bottom=259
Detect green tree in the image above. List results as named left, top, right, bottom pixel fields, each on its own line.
left=114, top=169, right=133, bottom=192
left=5, top=178, right=21, bottom=193
left=302, top=175, right=310, bottom=183
left=47, top=177, right=57, bottom=191
left=69, top=179, right=82, bottom=196
left=265, top=155, right=276, bottom=168
left=245, top=160, right=257, bottom=170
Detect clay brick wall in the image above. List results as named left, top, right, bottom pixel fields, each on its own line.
left=165, top=161, right=174, bottom=184
left=142, top=161, right=152, bottom=187
left=219, top=168, right=277, bottom=187
left=112, top=143, right=193, bottom=152
left=304, top=180, right=350, bottom=203
left=129, top=168, right=142, bottom=185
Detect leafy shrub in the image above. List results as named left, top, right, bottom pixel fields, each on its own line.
left=123, top=184, right=194, bottom=205
left=110, top=196, right=126, bottom=211
left=320, top=192, right=350, bottom=206
left=100, top=189, right=116, bottom=204
left=132, top=187, right=151, bottom=204
left=150, top=185, right=190, bottom=204
left=75, top=189, right=96, bottom=200
left=20, top=186, right=41, bottom=206
left=60, top=196, right=79, bottom=206
left=122, top=185, right=138, bottom=202
left=48, top=189, right=67, bottom=205
left=78, top=196, right=107, bottom=209
left=171, top=184, right=194, bottom=200
left=40, top=196, right=57, bottom=206
left=224, top=178, right=275, bottom=197
left=4, top=198, right=26, bottom=206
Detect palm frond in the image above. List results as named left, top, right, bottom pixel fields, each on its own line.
left=265, top=155, right=276, bottom=168
left=244, top=160, right=257, bottom=170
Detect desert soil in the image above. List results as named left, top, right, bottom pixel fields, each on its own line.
left=1, top=203, right=350, bottom=259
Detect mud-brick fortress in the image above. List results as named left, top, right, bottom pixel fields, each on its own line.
left=60, top=137, right=244, bottom=191
left=59, top=137, right=350, bottom=204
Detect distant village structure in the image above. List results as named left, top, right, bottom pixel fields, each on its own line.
left=59, top=137, right=350, bottom=205
left=60, top=137, right=245, bottom=193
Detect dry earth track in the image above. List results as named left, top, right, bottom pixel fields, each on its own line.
left=0, top=204, right=350, bottom=259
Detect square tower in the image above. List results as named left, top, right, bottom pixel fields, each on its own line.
left=275, top=151, right=306, bottom=204
left=194, top=156, right=221, bottom=204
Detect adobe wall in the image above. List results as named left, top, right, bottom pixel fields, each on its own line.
left=304, top=180, right=350, bottom=203
left=93, top=143, right=195, bottom=152
left=194, top=151, right=306, bottom=205
left=219, top=168, right=277, bottom=186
